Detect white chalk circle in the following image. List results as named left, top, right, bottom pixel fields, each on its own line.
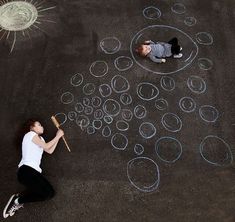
left=199, top=105, right=219, bottom=123
left=127, top=157, right=160, bottom=192
left=198, top=58, right=213, bottom=70
left=75, top=102, right=84, bottom=113
left=114, top=56, right=133, bottom=71
left=179, top=97, right=196, bottom=113
left=94, top=109, right=104, bottom=120
left=68, top=111, right=77, bottom=121
left=184, top=17, right=197, bottom=26
left=100, top=37, right=121, bottom=54
left=155, top=137, right=182, bottom=163
left=70, top=73, right=83, bottom=86
left=89, top=61, right=108, bottom=77
left=139, top=122, right=156, bottom=139
left=91, top=96, right=102, bottom=107
left=155, top=98, right=169, bottom=111
left=54, top=113, right=67, bottom=126
left=120, top=93, right=132, bottom=105
left=134, top=144, right=144, bottom=155
left=103, top=115, right=113, bottom=124
left=82, top=97, right=90, bottom=106
left=130, top=25, right=198, bottom=75
left=111, top=75, right=130, bottom=93
left=196, top=32, right=213, bottom=45
left=84, top=106, right=93, bottom=115
left=143, top=6, right=161, bottom=20
left=187, top=75, right=206, bottom=94
left=134, top=105, right=147, bottom=119
left=137, top=82, right=159, bottom=101
left=0, top=1, right=38, bottom=31
left=199, top=135, right=233, bottom=166
left=76, top=115, right=90, bottom=128
left=121, top=109, right=133, bottom=122
left=99, top=84, right=112, bottom=97
left=61, top=92, right=74, bottom=104
left=161, top=113, right=182, bottom=132
left=87, top=126, right=95, bottom=135
left=111, top=133, right=128, bottom=150
left=116, top=120, right=129, bottom=131
left=171, top=3, right=186, bottom=14
left=160, top=76, right=175, bottom=91
left=92, top=120, right=102, bottom=129
left=103, top=99, right=121, bottom=117
left=83, top=83, right=96, bottom=95
left=102, top=125, right=112, bottom=137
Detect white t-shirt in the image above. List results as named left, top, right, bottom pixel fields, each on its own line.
left=18, top=131, right=44, bottom=173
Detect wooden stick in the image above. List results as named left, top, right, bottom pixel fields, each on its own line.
left=51, top=115, right=71, bottom=152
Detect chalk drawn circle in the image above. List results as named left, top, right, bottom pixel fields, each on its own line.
left=196, top=32, right=213, bottom=45
left=87, top=126, right=95, bottom=135
left=0, top=1, right=38, bottom=31
left=114, top=56, right=133, bottom=71
left=111, top=133, right=128, bottom=150
left=179, top=97, right=196, bottom=113
left=92, top=120, right=102, bottom=129
left=155, top=137, right=182, bottom=163
left=187, top=75, right=206, bottom=94
left=84, top=106, right=93, bottom=115
left=103, top=115, right=113, bottom=124
left=137, top=82, right=159, bottom=101
left=94, top=109, right=104, bottom=120
left=120, top=93, right=132, bottom=105
left=102, top=125, right=112, bottom=137
left=199, top=105, right=219, bottom=123
left=68, top=111, right=77, bottom=121
left=91, top=96, right=102, bottom=107
left=61, top=92, right=74, bottom=104
left=134, top=105, right=147, bottom=119
left=103, top=99, right=121, bottom=117
left=89, top=61, right=108, bottom=77
left=134, top=144, right=144, bottom=155
left=130, top=25, right=198, bottom=75
left=198, top=58, right=213, bottom=70
left=111, top=75, right=130, bottom=93
left=143, top=6, right=161, bottom=20
left=75, top=102, right=84, bottom=113
left=139, top=122, right=156, bottom=139
left=184, top=17, right=197, bottom=26
left=155, top=98, right=168, bottom=111
left=83, top=83, right=96, bottom=95
left=76, top=115, right=90, bottom=128
left=160, top=76, right=175, bottom=91
left=70, top=73, right=83, bottom=86
left=199, top=135, right=233, bottom=166
left=82, top=97, right=90, bottom=106
left=127, top=157, right=160, bottom=192
left=99, top=84, right=112, bottom=97
left=121, top=109, right=133, bottom=122
left=171, top=3, right=186, bottom=14
left=161, top=113, right=182, bottom=132
left=100, top=37, right=121, bottom=54
left=54, top=113, right=67, bottom=126
left=116, top=120, right=129, bottom=131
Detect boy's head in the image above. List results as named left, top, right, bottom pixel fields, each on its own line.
left=135, top=44, right=151, bottom=57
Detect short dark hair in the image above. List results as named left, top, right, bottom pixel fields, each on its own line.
left=171, top=45, right=181, bottom=55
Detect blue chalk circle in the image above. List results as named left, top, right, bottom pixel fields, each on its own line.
left=92, top=120, right=102, bottom=129
left=161, top=112, right=182, bottom=132
left=171, top=3, right=186, bottom=14
left=70, top=73, right=84, bottom=86
left=196, top=32, right=213, bottom=45
left=94, top=109, right=104, bottom=120
left=61, top=92, right=74, bottom=104
left=179, top=97, right=196, bottom=113
left=134, top=144, right=144, bottom=155
left=121, top=109, right=133, bottom=122
left=111, top=75, right=130, bottom=93
left=143, top=6, right=161, bottom=20
left=102, top=125, right=112, bottom=137
left=76, top=115, right=90, bottom=128
left=83, top=83, right=96, bottom=95
left=139, top=122, right=156, bottom=139
left=99, top=84, right=112, bottom=97
left=116, top=120, right=129, bottom=131
left=187, top=75, right=207, bottom=94
left=155, top=137, right=182, bottom=163
left=103, top=99, right=121, bottom=117
left=82, top=97, right=90, bottom=106
left=68, top=111, right=77, bottom=121
left=75, top=102, right=84, bottom=113
left=87, top=126, right=96, bottom=135
left=120, top=93, right=132, bottom=105
left=137, top=82, right=159, bottom=101
left=91, top=96, right=102, bottom=107
left=89, top=60, right=108, bottom=77
left=103, top=115, right=113, bottom=124
left=54, top=112, right=67, bottom=126
left=160, top=76, right=175, bottom=91
left=114, top=56, right=133, bottom=71
left=100, top=36, right=121, bottom=54
left=84, top=106, right=93, bottom=115
left=199, top=105, right=219, bottom=123
left=184, top=16, right=197, bottom=26
left=198, top=58, right=213, bottom=70
left=155, top=98, right=169, bottom=111
left=111, top=133, right=128, bottom=150
left=134, top=105, right=147, bottom=119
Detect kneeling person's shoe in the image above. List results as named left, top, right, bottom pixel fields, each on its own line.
left=173, top=53, right=183, bottom=59
left=3, top=194, right=23, bottom=218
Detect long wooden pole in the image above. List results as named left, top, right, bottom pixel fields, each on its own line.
left=51, top=115, right=71, bottom=152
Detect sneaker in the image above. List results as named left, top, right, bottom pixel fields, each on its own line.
left=173, top=53, right=183, bottom=59
left=3, top=194, right=23, bottom=218
left=180, top=46, right=183, bottom=51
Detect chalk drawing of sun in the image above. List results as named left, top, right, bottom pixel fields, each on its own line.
left=0, top=0, right=56, bottom=52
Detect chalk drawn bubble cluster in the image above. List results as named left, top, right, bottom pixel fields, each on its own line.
left=100, top=37, right=121, bottom=54
left=199, top=136, right=233, bottom=166
left=184, top=17, right=197, bottom=26
left=89, top=61, right=108, bottom=77
left=99, top=84, right=112, bottom=97
left=161, top=113, right=182, bottom=132
left=179, top=97, right=196, bottom=113
left=160, top=76, right=175, bottom=91
left=137, top=82, right=159, bottom=101
left=155, top=98, right=168, bottom=111
left=199, top=105, right=219, bottom=123
left=127, top=157, right=160, bottom=192
left=111, top=75, right=130, bottom=93
left=70, top=73, right=84, bottom=86
left=143, top=6, right=161, bottom=20
left=139, top=122, right=156, bottom=139
left=103, top=99, right=121, bottom=117
left=114, top=56, right=133, bottom=71
left=111, top=133, right=128, bottom=150
left=134, top=144, right=144, bottom=155
left=187, top=75, right=206, bottom=94
left=134, top=105, right=147, bottom=119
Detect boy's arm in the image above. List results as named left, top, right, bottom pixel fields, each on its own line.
left=148, top=54, right=165, bottom=63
